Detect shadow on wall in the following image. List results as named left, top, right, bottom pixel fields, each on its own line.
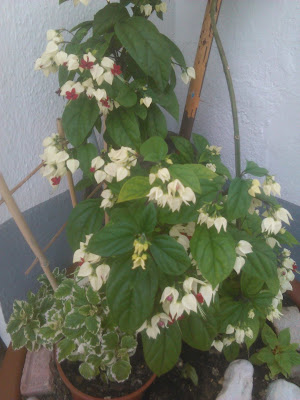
left=0, top=191, right=75, bottom=322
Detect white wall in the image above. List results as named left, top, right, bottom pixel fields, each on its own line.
left=1, top=0, right=299, bottom=225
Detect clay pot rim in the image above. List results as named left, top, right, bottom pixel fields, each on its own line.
left=55, top=350, right=156, bottom=400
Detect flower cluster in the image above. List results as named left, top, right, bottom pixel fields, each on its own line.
left=233, top=240, right=253, bottom=274
left=181, top=67, right=196, bottom=85
left=148, top=178, right=196, bottom=212
left=263, top=175, right=281, bottom=196
left=169, top=222, right=195, bottom=252
left=90, top=147, right=138, bottom=186
left=100, top=189, right=116, bottom=209
left=224, top=324, right=253, bottom=345
left=34, top=30, right=63, bottom=76
left=40, top=133, right=79, bottom=188
left=248, top=179, right=261, bottom=197
left=261, top=207, right=293, bottom=235
left=132, top=238, right=149, bottom=270
left=197, top=206, right=227, bottom=233
left=73, top=234, right=110, bottom=291
left=140, top=2, right=167, bottom=17
left=137, top=313, right=170, bottom=339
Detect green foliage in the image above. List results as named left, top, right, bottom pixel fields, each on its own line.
left=140, top=137, right=168, bottom=162
left=62, top=96, right=99, bottom=147
left=93, top=3, right=129, bottom=36
left=251, top=325, right=300, bottom=378
left=115, top=17, right=171, bottom=90
left=141, top=104, right=168, bottom=139
left=118, top=177, right=151, bottom=202
left=66, top=199, right=104, bottom=251
left=226, top=177, right=252, bottom=220
left=181, top=363, right=198, bottom=386
left=244, top=161, right=268, bottom=177
left=190, top=225, right=236, bottom=288
left=142, top=323, right=182, bottom=376
left=106, top=108, right=141, bottom=148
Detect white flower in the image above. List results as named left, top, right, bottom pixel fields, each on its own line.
left=54, top=51, right=68, bottom=66
left=67, top=54, right=79, bottom=71
left=55, top=150, right=69, bottom=163
left=206, top=145, right=222, bottom=155
left=226, top=325, right=235, bottom=334
left=47, top=30, right=58, bottom=41
left=182, top=294, right=198, bottom=314
left=181, top=187, right=196, bottom=205
left=73, top=0, right=90, bottom=6
left=169, top=301, right=185, bottom=319
left=248, top=198, right=262, bottom=215
left=261, top=217, right=282, bottom=235
left=263, top=176, right=281, bottom=196
left=282, top=256, right=294, bottom=269
left=100, top=189, right=115, bottom=209
left=177, top=235, right=190, bottom=251
left=181, top=67, right=196, bottom=84
left=66, top=159, right=80, bottom=173
left=91, top=156, right=105, bottom=171
left=248, top=309, right=255, bottom=319
left=212, top=340, right=223, bottom=352
left=199, top=284, right=217, bottom=306
left=214, top=217, right=227, bottom=233
left=155, top=2, right=167, bottom=13
left=233, top=256, right=246, bottom=274
left=140, top=4, right=152, bottom=16
left=206, top=163, right=216, bottom=172
left=116, top=166, right=130, bottom=182
left=60, top=81, right=84, bottom=97
left=140, top=97, right=152, bottom=108
left=236, top=240, right=252, bottom=257
left=101, top=57, right=114, bottom=69
left=94, top=170, right=106, bottom=184
left=90, top=64, right=105, bottom=84
left=248, top=179, right=261, bottom=197
left=245, top=327, right=253, bottom=339
left=235, top=328, right=245, bottom=344
left=157, top=168, right=170, bottom=183
left=78, top=262, right=93, bottom=277
left=266, top=237, right=280, bottom=249
left=147, top=186, right=164, bottom=202
left=274, top=208, right=293, bottom=225
left=94, top=89, right=107, bottom=102
left=160, top=287, right=179, bottom=304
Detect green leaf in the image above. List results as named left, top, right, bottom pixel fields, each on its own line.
left=57, top=338, right=76, bottom=362
left=244, top=318, right=260, bottom=349
left=192, top=134, right=209, bottom=155
left=115, top=17, right=171, bottom=91
left=243, top=240, right=278, bottom=290
left=276, top=230, right=299, bottom=247
left=150, top=85, right=179, bottom=121
left=141, top=104, right=167, bottom=139
left=140, top=137, right=168, bottom=162
left=261, top=324, right=278, bottom=349
left=55, top=279, right=74, bottom=299
left=66, top=199, right=104, bottom=251
left=75, top=177, right=93, bottom=191
left=85, top=316, right=99, bottom=334
left=75, top=143, right=98, bottom=175
left=278, top=328, right=291, bottom=347
left=107, top=257, right=158, bottom=332
left=157, top=201, right=198, bottom=225
left=88, top=223, right=135, bottom=257
left=65, top=312, right=86, bottom=329
left=257, top=347, right=275, bottom=364
left=226, top=177, right=252, bottom=220
left=58, top=66, right=71, bottom=87
left=118, top=176, right=151, bottom=203
left=11, top=327, right=27, bottom=350
left=133, top=103, right=147, bottom=120
left=111, top=360, right=131, bottom=382
left=121, top=336, right=137, bottom=351
left=190, top=225, right=236, bottom=288
left=86, top=287, right=100, bottom=305
left=241, top=271, right=264, bottom=297
left=93, top=3, right=129, bottom=36
left=180, top=310, right=217, bottom=351
left=106, top=107, right=141, bottom=148
left=244, top=161, right=268, bottom=177
left=171, top=136, right=194, bottom=163
left=223, top=342, right=240, bottom=362
left=115, top=85, right=137, bottom=108
left=169, top=164, right=201, bottom=194
left=142, top=323, right=181, bottom=376
left=6, top=318, right=23, bottom=335
left=24, top=320, right=40, bottom=341
left=103, top=332, right=119, bottom=350
left=79, top=362, right=98, bottom=380
left=62, top=96, right=99, bottom=147
left=151, top=234, right=191, bottom=275
left=182, top=363, right=198, bottom=386
left=161, top=34, right=186, bottom=68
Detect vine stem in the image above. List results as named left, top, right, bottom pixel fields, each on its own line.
left=210, top=0, right=241, bottom=177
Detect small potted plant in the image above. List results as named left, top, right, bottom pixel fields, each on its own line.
left=6, top=0, right=300, bottom=398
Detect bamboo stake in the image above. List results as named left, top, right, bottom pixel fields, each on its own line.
left=0, top=173, right=58, bottom=290
left=56, top=118, right=77, bottom=207
left=179, top=0, right=223, bottom=140
left=25, top=182, right=103, bottom=274
left=0, top=163, right=44, bottom=207
left=210, top=0, right=241, bottom=177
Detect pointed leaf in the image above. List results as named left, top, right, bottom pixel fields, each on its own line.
left=140, top=137, right=168, bottom=162
left=118, top=176, right=151, bottom=203
left=226, top=177, right=252, bottom=220
left=106, top=108, right=141, bottom=149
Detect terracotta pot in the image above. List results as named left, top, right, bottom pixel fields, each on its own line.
left=0, top=344, right=27, bottom=400
left=55, top=355, right=156, bottom=400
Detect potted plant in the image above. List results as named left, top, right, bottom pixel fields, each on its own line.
left=6, top=0, right=300, bottom=398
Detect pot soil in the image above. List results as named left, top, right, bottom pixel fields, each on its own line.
left=55, top=343, right=155, bottom=400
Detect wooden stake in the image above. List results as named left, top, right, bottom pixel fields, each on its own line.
left=0, top=162, right=44, bottom=207
left=56, top=118, right=77, bottom=208
left=0, top=173, right=58, bottom=290
left=25, top=182, right=103, bottom=275
left=179, top=0, right=223, bottom=140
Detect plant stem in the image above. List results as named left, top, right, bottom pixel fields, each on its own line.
left=210, top=0, right=241, bottom=177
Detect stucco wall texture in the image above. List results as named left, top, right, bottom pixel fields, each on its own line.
left=1, top=0, right=299, bottom=225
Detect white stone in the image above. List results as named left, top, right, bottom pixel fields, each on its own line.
left=216, top=359, right=253, bottom=400
left=266, top=379, right=300, bottom=400
left=273, top=306, right=300, bottom=349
